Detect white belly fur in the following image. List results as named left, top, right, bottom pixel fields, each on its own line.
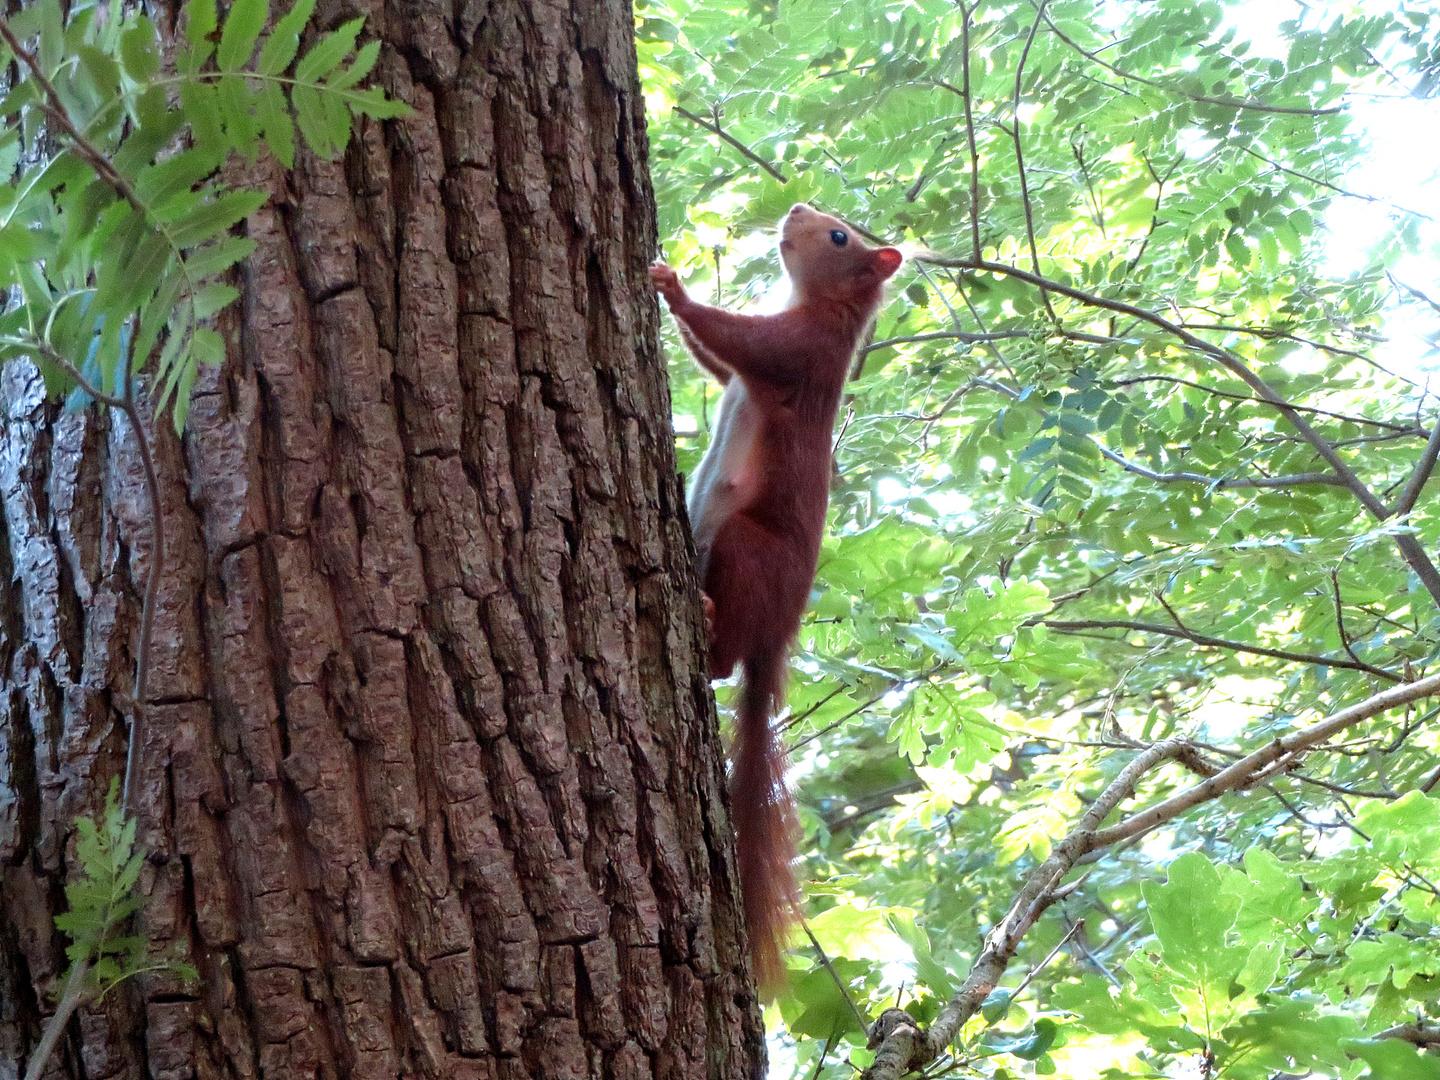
left=687, top=379, right=761, bottom=555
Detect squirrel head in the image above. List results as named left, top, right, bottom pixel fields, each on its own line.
left=778, top=204, right=903, bottom=308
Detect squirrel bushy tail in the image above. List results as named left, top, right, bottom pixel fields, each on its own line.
left=730, top=649, right=799, bottom=989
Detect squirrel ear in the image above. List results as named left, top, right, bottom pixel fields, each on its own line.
left=873, top=247, right=904, bottom=279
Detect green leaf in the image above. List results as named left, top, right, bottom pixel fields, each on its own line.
left=1141, top=853, right=1243, bottom=986
left=217, top=73, right=259, bottom=154
left=76, top=45, right=121, bottom=99
left=182, top=235, right=257, bottom=278
left=183, top=0, right=219, bottom=72
left=344, top=85, right=408, bottom=120
left=258, top=0, right=318, bottom=75
left=328, top=38, right=381, bottom=92
left=168, top=189, right=267, bottom=248
left=191, top=283, right=239, bottom=321
left=180, top=82, right=226, bottom=154
left=1342, top=1038, right=1440, bottom=1080
left=133, top=149, right=219, bottom=208
left=120, top=17, right=161, bottom=82
left=291, top=84, right=331, bottom=157
left=257, top=82, right=296, bottom=167
left=321, top=83, right=352, bottom=156
left=216, top=0, right=267, bottom=72
left=295, top=16, right=364, bottom=83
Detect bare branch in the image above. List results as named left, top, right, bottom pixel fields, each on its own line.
left=1176, top=322, right=1410, bottom=381
left=803, top=921, right=872, bottom=1035
left=1008, top=920, right=1085, bottom=1001
left=1096, top=445, right=1347, bottom=490
left=863, top=737, right=1190, bottom=1080
left=914, top=254, right=1440, bottom=607
left=864, top=330, right=1032, bottom=353
left=1124, top=153, right=1182, bottom=275
left=1090, top=673, right=1440, bottom=849
left=1009, top=0, right=1055, bottom=321
left=862, top=674, right=1440, bottom=1080
left=1391, top=274, right=1440, bottom=317
left=1237, top=145, right=1432, bottom=221
left=1378, top=1023, right=1440, bottom=1048
left=671, top=105, right=788, bottom=184
left=1112, top=374, right=1416, bottom=432
left=23, top=961, right=90, bottom=1080
left=960, top=5, right=981, bottom=261
left=1038, top=8, right=1344, bottom=117
left=1389, top=373, right=1440, bottom=491
left=824, top=781, right=926, bottom=832
left=1041, top=616, right=1401, bottom=681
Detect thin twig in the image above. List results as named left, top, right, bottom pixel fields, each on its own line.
left=804, top=920, right=872, bottom=1035
left=1009, top=0, right=1054, bottom=320
left=1097, top=446, right=1346, bottom=490
left=672, top=105, right=788, bottom=184
left=0, top=20, right=147, bottom=215
left=1007, top=919, right=1083, bottom=1001
left=808, top=1032, right=838, bottom=1080
left=1238, top=144, right=1432, bottom=221
left=1038, top=7, right=1344, bottom=117
left=23, top=960, right=89, bottom=1080
left=1392, top=411, right=1440, bottom=516
left=1041, top=615, right=1401, bottom=681
left=960, top=5, right=981, bottom=261
left=1111, top=374, right=1416, bottom=432
left=919, top=254, right=1440, bottom=606
left=1090, top=673, right=1440, bottom=849
left=863, top=674, right=1440, bottom=1080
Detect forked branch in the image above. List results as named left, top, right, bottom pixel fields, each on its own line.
left=861, top=672, right=1440, bottom=1080
left=918, top=254, right=1440, bottom=607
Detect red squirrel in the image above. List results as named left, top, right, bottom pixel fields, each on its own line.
left=651, top=204, right=903, bottom=985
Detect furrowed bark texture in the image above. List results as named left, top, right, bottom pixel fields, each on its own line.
left=0, top=1, right=766, bottom=1077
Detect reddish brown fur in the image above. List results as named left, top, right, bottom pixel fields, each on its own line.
left=651, top=205, right=902, bottom=987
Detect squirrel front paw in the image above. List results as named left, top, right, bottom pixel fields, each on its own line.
left=700, top=592, right=716, bottom=640
left=649, top=262, right=686, bottom=305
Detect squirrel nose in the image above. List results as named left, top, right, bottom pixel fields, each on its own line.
left=787, top=203, right=811, bottom=216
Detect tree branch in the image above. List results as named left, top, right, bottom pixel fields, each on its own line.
left=1041, top=616, right=1401, bottom=681
left=916, top=254, right=1440, bottom=607
left=671, top=105, right=788, bottom=184
left=862, top=674, right=1440, bottom=1080
left=1096, top=445, right=1347, bottom=490
left=1377, top=1023, right=1440, bottom=1047
left=1111, top=374, right=1417, bottom=432
left=1090, top=673, right=1440, bottom=849
left=1393, top=413, right=1440, bottom=517
left=0, top=20, right=146, bottom=216
left=863, top=737, right=1190, bottom=1080
left=23, top=960, right=89, bottom=1080
left=1238, top=144, right=1432, bottom=221
left=960, top=4, right=981, bottom=261
left=1009, top=0, right=1055, bottom=321
left=1038, top=8, right=1344, bottom=117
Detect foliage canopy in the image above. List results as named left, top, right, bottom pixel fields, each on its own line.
left=640, top=1, right=1440, bottom=1077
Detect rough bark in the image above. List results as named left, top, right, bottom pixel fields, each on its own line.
left=0, top=2, right=766, bottom=1078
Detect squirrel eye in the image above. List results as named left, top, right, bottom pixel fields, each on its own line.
left=829, top=229, right=848, bottom=247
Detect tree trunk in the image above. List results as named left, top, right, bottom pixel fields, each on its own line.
left=0, top=2, right=766, bottom=1077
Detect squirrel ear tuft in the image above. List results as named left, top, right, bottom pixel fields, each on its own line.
left=873, top=247, right=904, bottom=279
